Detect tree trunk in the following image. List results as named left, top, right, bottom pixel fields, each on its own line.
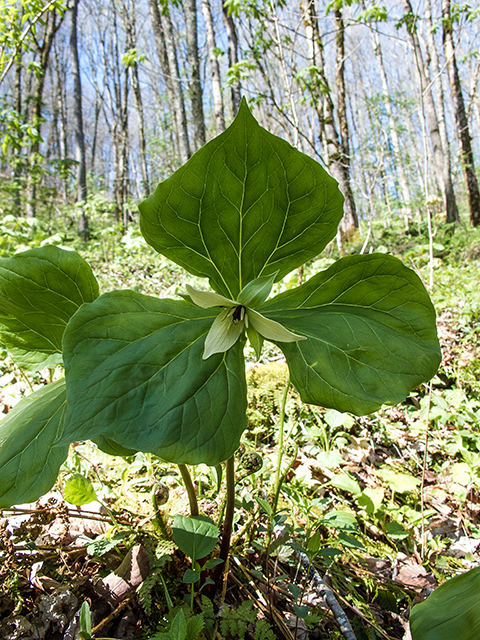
left=70, top=0, right=89, bottom=239
left=425, top=0, right=459, bottom=223
left=370, top=20, right=413, bottom=226
left=301, top=0, right=357, bottom=239
left=222, top=4, right=241, bottom=116
left=401, top=0, right=447, bottom=217
left=201, top=0, right=225, bottom=134
left=442, top=0, right=480, bottom=226
left=162, top=6, right=191, bottom=163
left=25, top=9, right=63, bottom=217
left=121, top=0, right=149, bottom=196
left=184, top=0, right=206, bottom=150
left=147, top=0, right=177, bottom=150
left=54, top=44, right=68, bottom=205
left=334, top=5, right=357, bottom=237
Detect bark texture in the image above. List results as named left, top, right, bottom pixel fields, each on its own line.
left=443, top=0, right=480, bottom=226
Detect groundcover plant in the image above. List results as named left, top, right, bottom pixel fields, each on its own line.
left=0, top=100, right=441, bottom=543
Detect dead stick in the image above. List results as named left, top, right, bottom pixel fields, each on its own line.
left=91, top=592, right=136, bottom=636
left=294, top=550, right=357, bottom=640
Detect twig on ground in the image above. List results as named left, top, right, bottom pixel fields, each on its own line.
left=293, top=550, right=357, bottom=640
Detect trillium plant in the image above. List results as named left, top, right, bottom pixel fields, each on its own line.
left=0, top=100, right=440, bottom=576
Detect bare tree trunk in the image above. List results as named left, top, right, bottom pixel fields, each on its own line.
left=121, top=0, right=149, bottom=196
left=425, top=0, right=459, bottom=223
left=184, top=0, right=206, bottom=149
left=334, top=5, right=357, bottom=237
left=90, top=98, right=100, bottom=175
left=202, top=0, right=225, bottom=134
left=442, top=0, right=480, bottom=226
left=25, top=9, right=63, bottom=217
left=70, top=0, right=89, bottom=239
left=147, top=0, right=176, bottom=137
left=12, top=53, right=23, bottom=214
left=369, top=22, right=412, bottom=226
left=54, top=44, right=68, bottom=205
left=301, top=0, right=357, bottom=239
left=401, top=0, right=447, bottom=215
left=222, top=4, right=241, bottom=116
left=162, top=6, right=191, bottom=163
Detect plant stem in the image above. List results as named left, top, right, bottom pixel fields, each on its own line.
left=178, top=464, right=199, bottom=516
left=209, top=455, right=235, bottom=594
left=421, top=381, right=432, bottom=560
left=272, top=375, right=290, bottom=513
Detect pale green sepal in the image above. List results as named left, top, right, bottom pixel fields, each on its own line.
left=186, top=285, right=236, bottom=309
left=247, top=309, right=306, bottom=343
left=203, top=308, right=244, bottom=359
left=247, top=325, right=264, bottom=360
left=237, top=272, right=278, bottom=308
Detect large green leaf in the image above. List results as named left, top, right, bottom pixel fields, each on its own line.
left=172, top=515, right=219, bottom=561
left=410, top=567, right=480, bottom=640
left=260, top=254, right=441, bottom=415
left=0, top=246, right=99, bottom=370
left=61, top=291, right=247, bottom=465
left=139, top=99, right=344, bottom=299
left=0, top=379, right=68, bottom=508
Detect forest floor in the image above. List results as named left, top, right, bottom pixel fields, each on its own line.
left=1, top=217, right=480, bottom=640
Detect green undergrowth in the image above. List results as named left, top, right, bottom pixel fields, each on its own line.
left=1, top=213, right=480, bottom=638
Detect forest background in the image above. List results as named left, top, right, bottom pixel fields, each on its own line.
left=1, top=0, right=480, bottom=639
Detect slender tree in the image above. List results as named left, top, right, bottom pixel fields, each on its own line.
left=202, top=0, right=225, bottom=134
left=401, top=0, right=452, bottom=222
left=70, top=0, right=89, bottom=238
left=300, top=0, right=357, bottom=240
left=442, top=0, right=480, bottom=226
left=25, top=8, right=64, bottom=217
left=184, top=0, right=206, bottom=149
left=425, top=0, right=459, bottom=223
left=222, top=3, right=241, bottom=116
left=162, top=5, right=191, bottom=163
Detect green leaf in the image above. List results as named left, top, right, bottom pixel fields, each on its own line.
left=0, top=246, right=99, bottom=371
left=92, top=435, right=138, bottom=457
left=79, top=601, right=92, bottom=640
left=308, top=529, right=322, bottom=555
left=172, top=515, right=219, bottom=562
left=377, top=468, right=421, bottom=493
left=356, top=487, right=384, bottom=514
left=64, top=474, right=97, bottom=506
left=61, top=291, right=247, bottom=466
left=294, top=605, right=309, bottom=618
left=322, top=510, right=359, bottom=532
left=183, top=569, right=201, bottom=584
left=0, top=379, right=68, bottom=508
left=329, top=473, right=361, bottom=496
left=410, top=567, right=480, bottom=640
left=385, top=521, right=409, bottom=540
left=186, top=614, right=205, bottom=640
left=260, top=254, right=441, bottom=415
left=237, top=272, right=277, bottom=307
left=337, top=532, right=365, bottom=549
left=139, top=99, right=343, bottom=299
left=255, top=496, right=272, bottom=517
left=169, top=609, right=188, bottom=640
